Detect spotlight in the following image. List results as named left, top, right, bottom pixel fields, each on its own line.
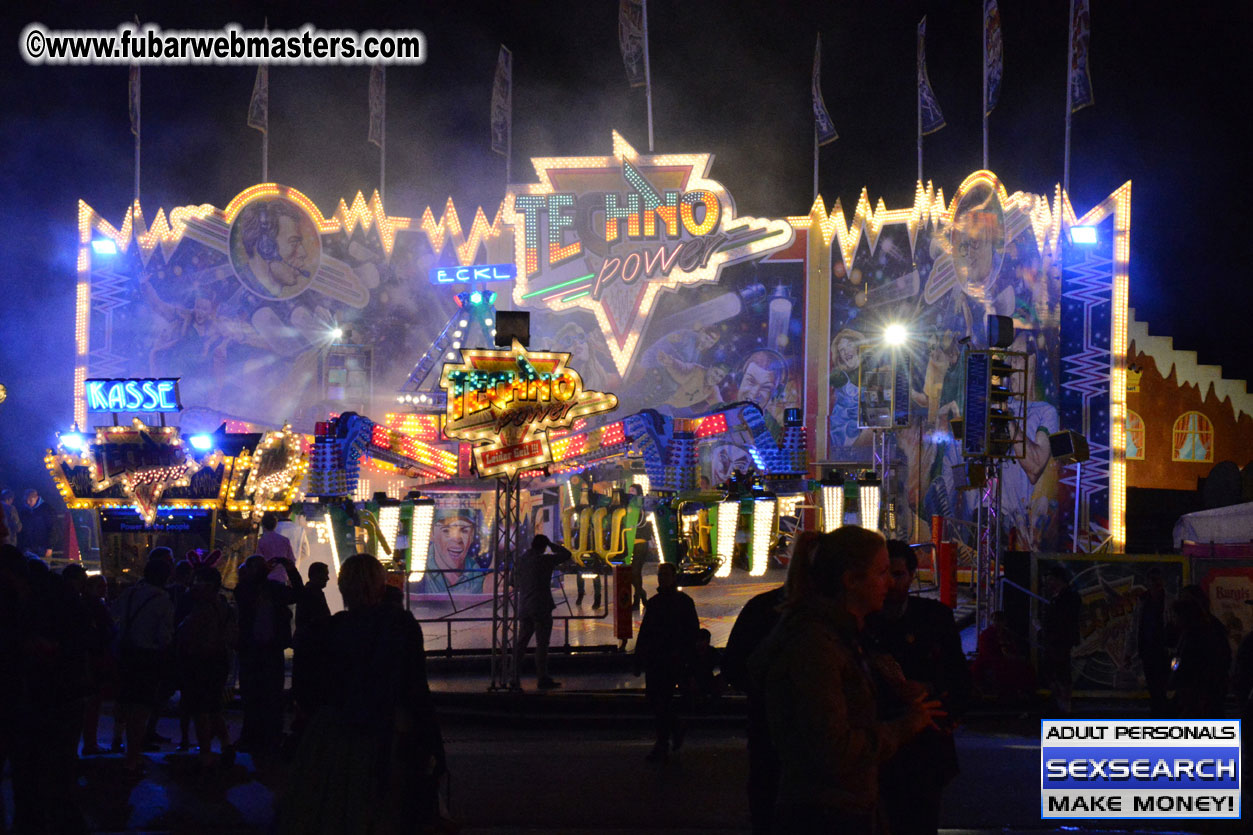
left=189, top=434, right=214, bottom=451
left=1071, top=226, right=1098, bottom=245
left=90, top=239, right=117, bottom=256
left=59, top=432, right=86, bottom=451
left=469, top=292, right=483, bottom=304
left=884, top=323, right=908, bottom=346
left=330, top=327, right=344, bottom=340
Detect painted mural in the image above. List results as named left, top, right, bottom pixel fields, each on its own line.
left=827, top=173, right=1064, bottom=550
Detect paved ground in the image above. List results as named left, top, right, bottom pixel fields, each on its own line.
left=4, top=692, right=1241, bottom=834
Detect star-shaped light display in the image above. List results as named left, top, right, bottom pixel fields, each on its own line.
left=440, top=340, right=618, bottom=478
left=505, top=131, right=795, bottom=377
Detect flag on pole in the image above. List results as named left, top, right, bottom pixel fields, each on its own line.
left=368, top=65, right=386, bottom=147
left=812, top=35, right=838, bottom=146
left=490, top=46, right=512, bottom=156
left=1069, top=0, right=1094, bottom=112
left=918, top=18, right=946, bottom=135
left=984, top=0, right=1003, bottom=116
left=247, top=65, right=268, bottom=133
left=619, top=0, right=647, bottom=87
left=128, top=65, right=140, bottom=137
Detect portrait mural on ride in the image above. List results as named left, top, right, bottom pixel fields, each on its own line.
left=827, top=172, right=1064, bottom=551
left=93, top=185, right=470, bottom=431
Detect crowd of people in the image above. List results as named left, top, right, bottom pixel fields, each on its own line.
left=5, top=499, right=1253, bottom=834
left=0, top=509, right=446, bottom=834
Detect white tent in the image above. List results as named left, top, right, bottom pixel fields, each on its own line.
left=1173, top=501, right=1253, bottom=549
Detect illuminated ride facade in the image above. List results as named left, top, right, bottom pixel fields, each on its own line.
left=67, top=133, right=1131, bottom=603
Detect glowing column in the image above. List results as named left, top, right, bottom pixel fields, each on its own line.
left=750, top=498, right=776, bottom=577
left=821, top=474, right=845, bottom=532
left=858, top=473, right=881, bottom=531
left=407, top=499, right=436, bottom=584
left=714, top=499, right=738, bottom=578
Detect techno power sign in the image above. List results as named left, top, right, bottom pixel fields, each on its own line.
left=504, top=131, right=795, bottom=377
left=439, top=341, right=618, bottom=478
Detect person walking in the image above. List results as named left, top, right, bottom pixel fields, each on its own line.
left=868, top=540, right=971, bottom=835
left=634, top=561, right=700, bottom=762
left=176, top=565, right=237, bottom=767
left=1, top=489, right=22, bottom=548
left=280, top=554, right=445, bottom=833
left=749, top=526, right=945, bottom=834
left=512, top=535, right=572, bottom=690
left=1038, top=564, right=1081, bottom=714
left=234, top=553, right=302, bottom=756
left=721, top=532, right=818, bottom=834
left=111, top=550, right=175, bottom=773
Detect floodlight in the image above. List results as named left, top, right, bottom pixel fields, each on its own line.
left=330, top=327, right=344, bottom=340
left=1071, top=226, right=1098, bottom=245
left=884, top=323, right=908, bottom=346
left=189, top=434, right=214, bottom=451
left=91, top=239, right=117, bottom=256
left=59, top=432, right=86, bottom=451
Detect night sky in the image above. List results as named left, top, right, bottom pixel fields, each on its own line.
left=1, top=0, right=1250, bottom=494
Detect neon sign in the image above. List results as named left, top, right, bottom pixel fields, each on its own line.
left=86, top=378, right=181, bottom=413
left=429, top=263, right=516, bottom=285
left=440, top=341, right=618, bottom=478
left=505, top=131, right=795, bottom=377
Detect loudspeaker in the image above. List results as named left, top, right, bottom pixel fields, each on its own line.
left=494, top=311, right=530, bottom=347
left=1049, top=429, right=1090, bottom=463
left=987, top=314, right=1015, bottom=349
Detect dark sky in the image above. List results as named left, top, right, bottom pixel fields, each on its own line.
left=1, top=0, right=1250, bottom=492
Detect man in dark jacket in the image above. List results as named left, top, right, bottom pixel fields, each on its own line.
left=634, top=561, right=700, bottom=762
left=512, top=535, right=572, bottom=690
left=723, top=583, right=786, bottom=833
left=1039, top=563, right=1081, bottom=714
left=234, top=553, right=302, bottom=755
left=18, top=490, right=59, bottom=559
left=869, top=540, right=971, bottom=835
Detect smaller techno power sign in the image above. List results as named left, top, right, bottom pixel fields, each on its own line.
left=1041, top=720, right=1240, bottom=820
left=439, top=341, right=617, bottom=478
left=86, top=378, right=181, bottom=413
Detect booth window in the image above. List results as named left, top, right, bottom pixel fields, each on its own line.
left=1125, top=410, right=1145, bottom=460
left=1171, top=411, right=1213, bottom=463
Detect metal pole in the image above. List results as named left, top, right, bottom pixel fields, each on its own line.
left=134, top=67, right=140, bottom=205
left=1072, top=460, right=1082, bottom=553
left=643, top=0, right=655, bottom=152
left=261, top=128, right=268, bottom=183
left=982, top=8, right=989, bottom=170
left=813, top=125, right=818, bottom=203
left=380, top=68, right=386, bottom=206
left=917, top=56, right=923, bottom=185
left=993, top=459, right=1003, bottom=611
left=1063, top=0, right=1074, bottom=195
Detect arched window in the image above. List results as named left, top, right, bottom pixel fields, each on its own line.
left=1172, top=411, right=1214, bottom=463
left=1125, top=410, right=1145, bottom=460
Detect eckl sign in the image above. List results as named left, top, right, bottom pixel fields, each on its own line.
left=439, top=341, right=618, bottom=478
left=504, top=131, right=794, bottom=377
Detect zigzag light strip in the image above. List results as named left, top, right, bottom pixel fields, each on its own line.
left=786, top=172, right=1090, bottom=267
